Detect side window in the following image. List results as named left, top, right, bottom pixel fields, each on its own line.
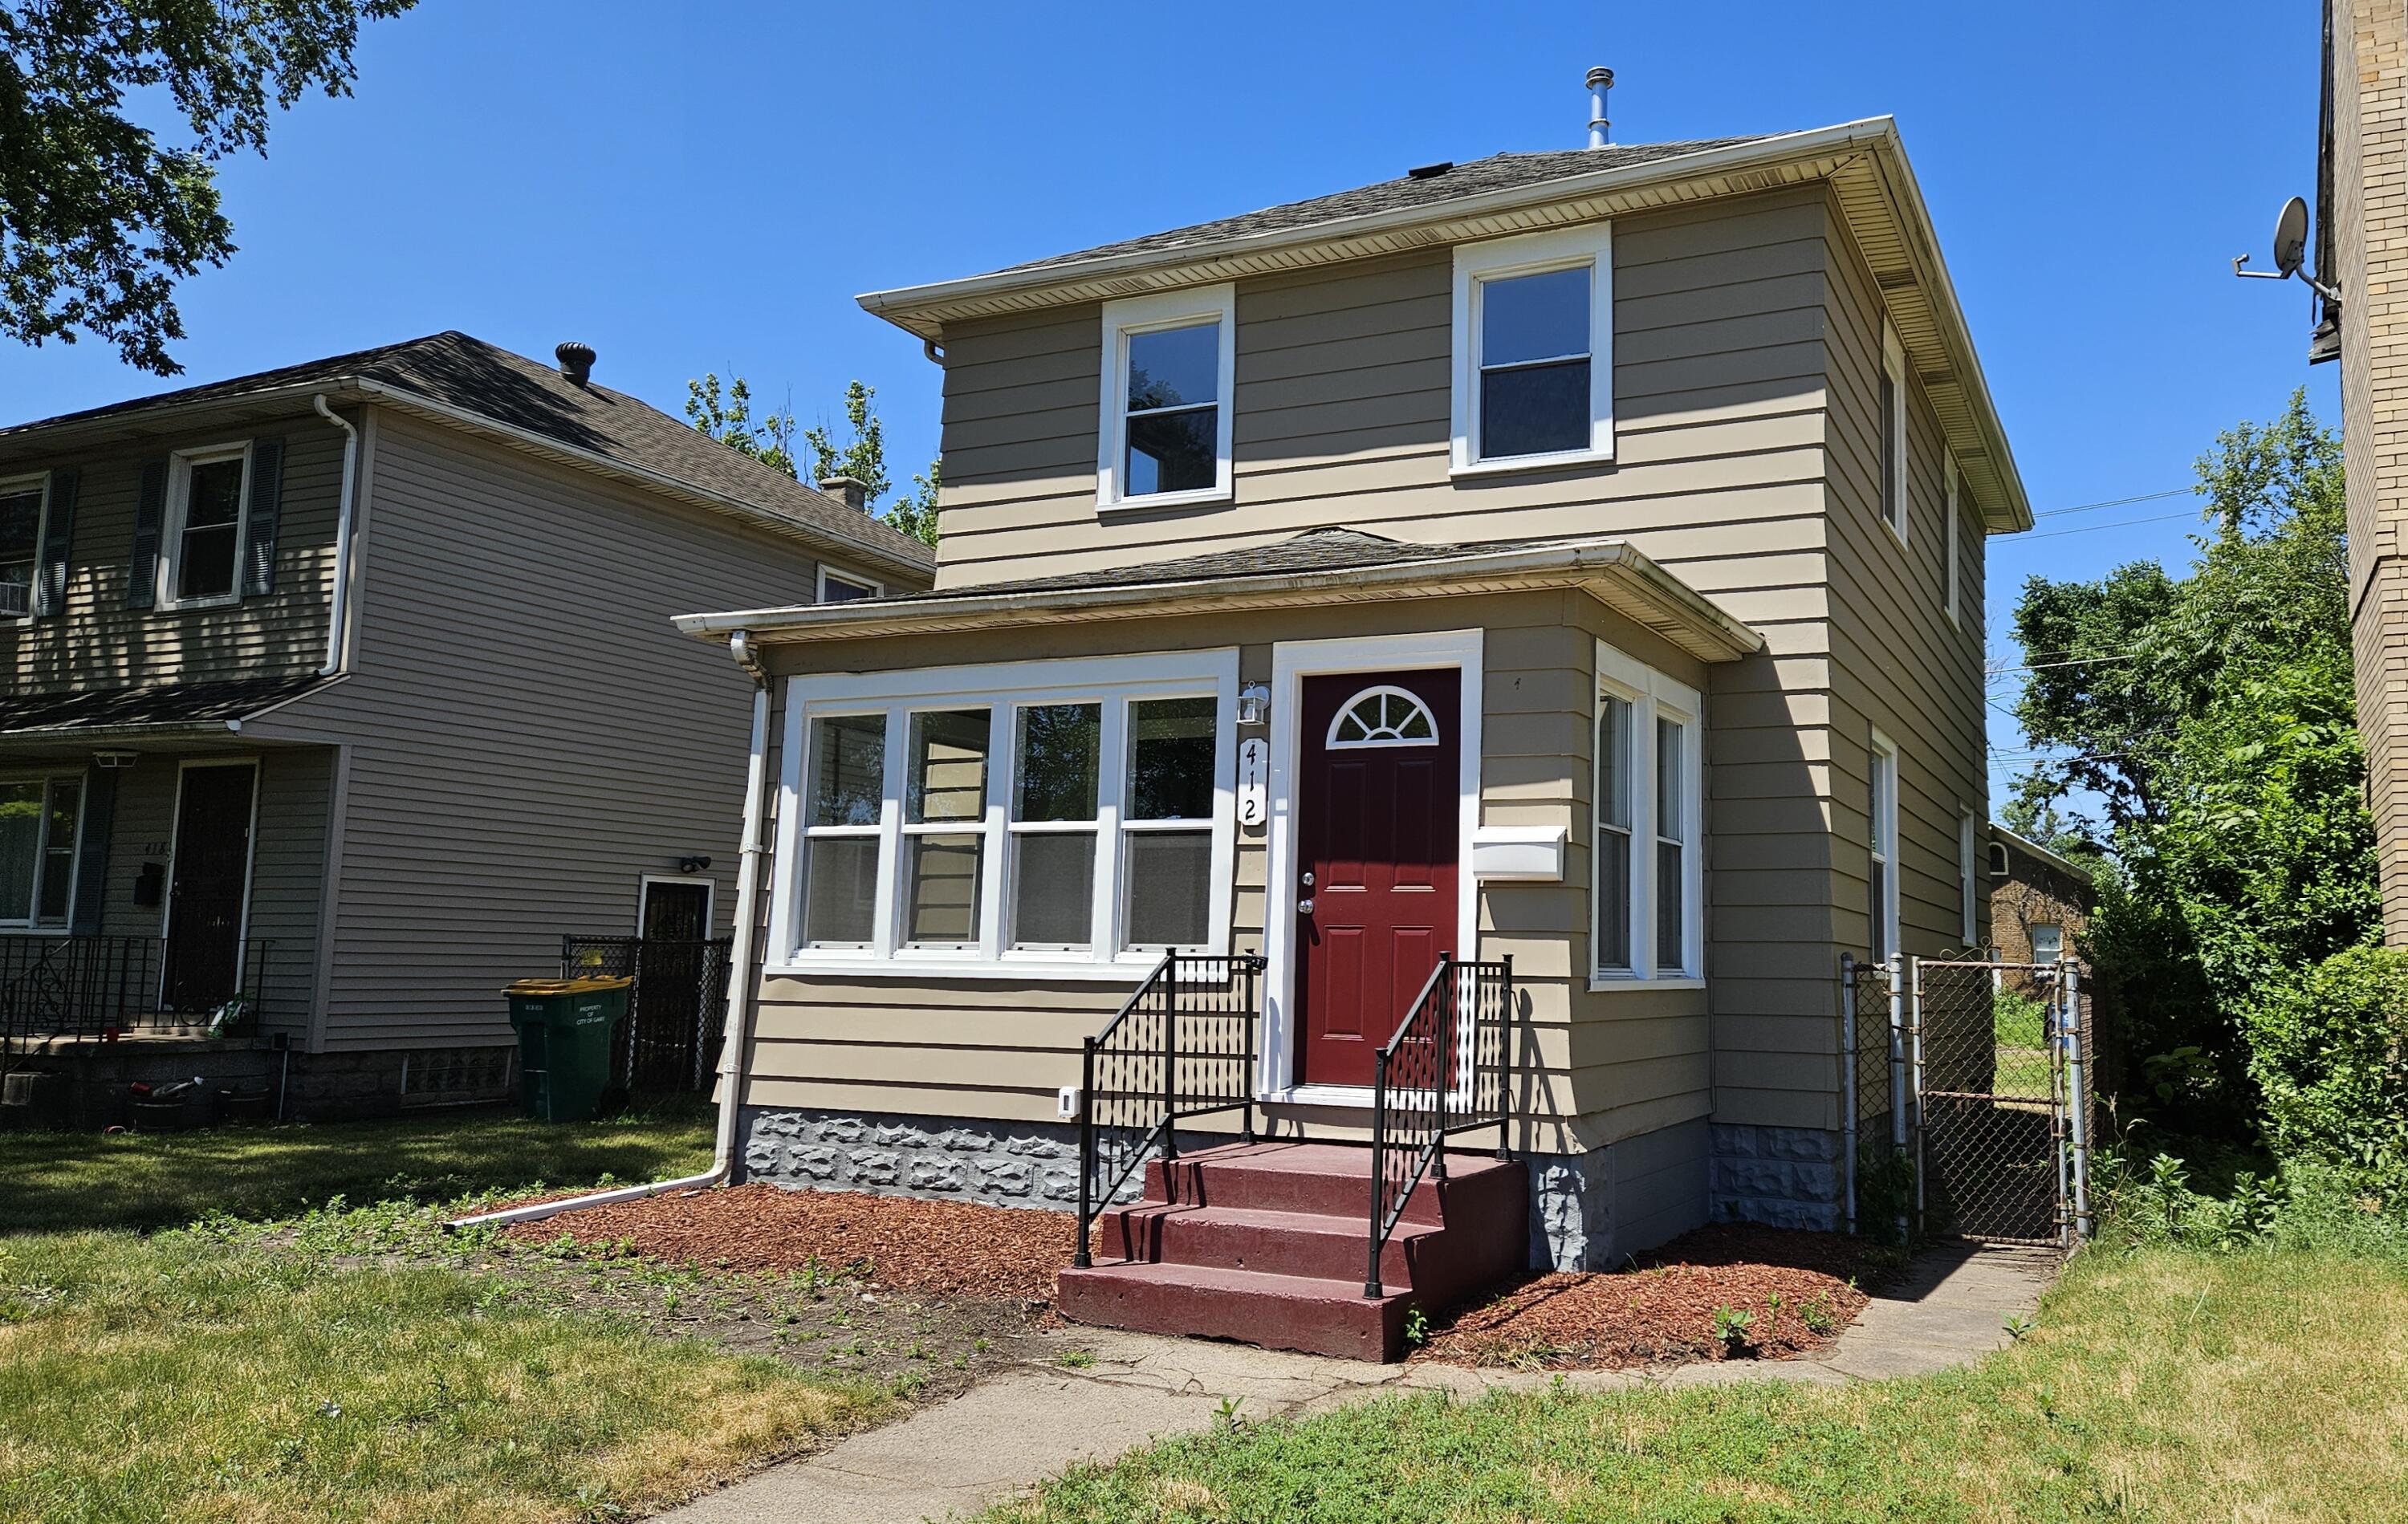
left=1097, top=286, right=1235, bottom=511
left=0, top=476, right=44, bottom=620
left=2030, top=922, right=2064, bottom=962
left=1880, top=321, right=1906, bottom=544
left=1869, top=734, right=1898, bottom=961
left=819, top=569, right=881, bottom=604
left=1592, top=641, right=1701, bottom=983
left=1944, top=457, right=1962, bottom=625
left=161, top=445, right=250, bottom=607
left=1453, top=223, right=1614, bottom=473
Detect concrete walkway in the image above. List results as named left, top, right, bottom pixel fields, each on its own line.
left=651, top=1242, right=2057, bottom=1524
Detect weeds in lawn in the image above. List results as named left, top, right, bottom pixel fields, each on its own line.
left=1403, top=1305, right=1430, bottom=1350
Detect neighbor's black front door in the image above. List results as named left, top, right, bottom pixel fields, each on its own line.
left=633, top=880, right=714, bottom=1089
left=161, top=763, right=257, bottom=1012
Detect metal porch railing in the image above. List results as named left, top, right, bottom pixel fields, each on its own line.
left=0, top=934, right=275, bottom=1071
left=1365, top=953, right=1514, bottom=1296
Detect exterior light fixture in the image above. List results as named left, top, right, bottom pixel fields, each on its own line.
left=1236, top=682, right=1271, bottom=727
left=92, top=751, right=138, bottom=770
left=677, top=855, right=713, bottom=874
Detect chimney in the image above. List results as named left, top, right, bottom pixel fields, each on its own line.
left=1586, top=67, right=1614, bottom=148
left=555, top=341, right=596, bottom=385
left=820, top=474, right=868, bottom=512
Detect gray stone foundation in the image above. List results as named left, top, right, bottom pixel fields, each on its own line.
left=1710, top=1123, right=1843, bottom=1230
left=739, top=1106, right=1084, bottom=1209
left=1525, top=1116, right=1712, bottom=1271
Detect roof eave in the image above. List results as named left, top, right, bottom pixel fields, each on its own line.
left=673, top=538, right=1765, bottom=665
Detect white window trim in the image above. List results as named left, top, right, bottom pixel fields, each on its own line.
left=816, top=566, right=884, bottom=603
left=1958, top=809, right=1977, bottom=949
left=0, top=470, right=51, bottom=626
left=1096, top=284, right=1237, bottom=514
left=159, top=757, right=262, bottom=1003
left=157, top=441, right=253, bottom=612
left=1943, top=455, right=1962, bottom=627
left=0, top=769, right=84, bottom=933
left=1880, top=321, right=1907, bottom=546
left=1869, top=731, right=1900, bottom=961
left=1450, top=223, right=1616, bottom=478
left=767, top=649, right=1239, bottom=981
left=1588, top=640, right=1705, bottom=990
left=2030, top=922, right=2065, bottom=961
left=635, top=874, right=717, bottom=937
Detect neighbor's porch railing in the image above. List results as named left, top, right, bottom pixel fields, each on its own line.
left=1365, top=953, right=1514, bottom=1296
left=0, top=934, right=275, bottom=1062
left=1073, top=953, right=1266, bottom=1269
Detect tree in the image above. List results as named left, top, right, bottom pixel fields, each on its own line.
left=685, top=373, right=799, bottom=479
left=803, top=380, right=893, bottom=506
left=887, top=458, right=940, bottom=548
left=0, top=0, right=417, bottom=376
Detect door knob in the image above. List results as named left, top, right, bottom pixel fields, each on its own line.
left=1298, top=897, right=1316, bottom=916
left=1300, top=871, right=1316, bottom=888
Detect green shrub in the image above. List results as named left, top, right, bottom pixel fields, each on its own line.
left=2239, top=943, right=2408, bottom=1183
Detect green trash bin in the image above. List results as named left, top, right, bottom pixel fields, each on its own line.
left=504, top=977, right=632, bottom=1122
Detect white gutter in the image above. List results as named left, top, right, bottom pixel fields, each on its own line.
left=449, top=632, right=774, bottom=1231
left=312, top=396, right=360, bottom=677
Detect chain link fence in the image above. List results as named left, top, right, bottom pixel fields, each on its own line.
left=560, top=935, right=733, bottom=1095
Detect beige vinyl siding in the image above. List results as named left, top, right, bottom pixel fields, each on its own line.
left=741, top=588, right=1710, bottom=1160
left=0, top=413, right=345, bottom=692
left=250, top=411, right=833, bottom=1051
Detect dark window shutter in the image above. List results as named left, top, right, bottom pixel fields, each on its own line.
left=71, top=769, right=116, bottom=935
left=126, top=459, right=166, bottom=609
left=239, top=437, right=285, bottom=597
left=33, top=466, right=76, bottom=618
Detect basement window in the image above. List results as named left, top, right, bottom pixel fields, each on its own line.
left=1453, top=223, right=1615, bottom=475
left=1097, top=286, right=1235, bottom=511
left=778, top=651, right=1239, bottom=979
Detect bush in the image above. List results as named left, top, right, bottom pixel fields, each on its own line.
left=2098, top=1148, right=2408, bottom=1262
left=2239, top=944, right=2408, bottom=1183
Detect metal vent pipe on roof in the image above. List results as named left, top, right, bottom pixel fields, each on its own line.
left=555, top=341, right=596, bottom=385
left=1587, top=67, right=1613, bottom=148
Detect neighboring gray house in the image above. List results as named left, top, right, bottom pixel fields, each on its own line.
left=0, top=332, right=934, bottom=1115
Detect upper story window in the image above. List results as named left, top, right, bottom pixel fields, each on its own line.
left=1097, top=286, right=1235, bottom=511
left=775, top=650, right=1239, bottom=978
left=1452, top=223, right=1614, bottom=476
left=0, top=474, right=46, bottom=621
left=1880, top=320, right=1907, bottom=544
left=1943, top=456, right=1961, bottom=625
left=162, top=444, right=250, bottom=608
left=0, top=774, right=83, bottom=929
left=1592, top=640, right=1701, bottom=986
left=819, top=567, right=882, bottom=604
left=1869, top=731, right=1898, bottom=961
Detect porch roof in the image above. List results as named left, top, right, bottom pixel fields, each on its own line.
left=0, top=674, right=331, bottom=744
left=673, top=527, right=1765, bottom=664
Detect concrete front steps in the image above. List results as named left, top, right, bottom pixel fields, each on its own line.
left=1055, top=1141, right=1527, bottom=1362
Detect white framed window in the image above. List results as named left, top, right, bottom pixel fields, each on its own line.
left=2030, top=922, right=2064, bottom=962
left=1326, top=686, right=1439, bottom=749
left=1959, top=809, right=1978, bottom=948
left=772, top=650, right=1239, bottom=978
left=818, top=567, right=883, bottom=604
left=1592, top=641, right=1702, bottom=986
left=1879, top=320, right=1907, bottom=545
left=1869, top=732, right=1899, bottom=961
left=1452, top=224, right=1615, bottom=476
left=160, top=442, right=251, bottom=608
left=0, top=472, right=49, bottom=622
left=1096, top=285, right=1235, bottom=511
left=0, top=774, right=84, bottom=930
left=1943, top=456, right=1962, bottom=626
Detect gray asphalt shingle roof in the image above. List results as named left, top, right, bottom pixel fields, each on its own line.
left=0, top=674, right=328, bottom=738
left=998, top=136, right=1777, bottom=274
left=0, top=331, right=935, bottom=573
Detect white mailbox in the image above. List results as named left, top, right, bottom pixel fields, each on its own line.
left=1469, top=825, right=1568, bottom=882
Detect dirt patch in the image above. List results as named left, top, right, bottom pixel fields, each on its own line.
left=1415, top=1224, right=1880, bottom=1370
left=502, top=1181, right=1076, bottom=1301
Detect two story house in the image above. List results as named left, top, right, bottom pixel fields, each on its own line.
left=677, top=116, right=2028, bottom=1357
left=0, top=331, right=934, bottom=1118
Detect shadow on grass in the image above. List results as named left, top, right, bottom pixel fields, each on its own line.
left=0, top=1099, right=716, bottom=1235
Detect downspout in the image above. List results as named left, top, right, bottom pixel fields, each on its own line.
left=451, top=630, right=774, bottom=1229
left=312, top=395, right=360, bottom=677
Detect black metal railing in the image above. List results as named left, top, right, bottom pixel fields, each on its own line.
left=1365, top=953, right=1514, bottom=1297
left=560, top=934, right=734, bottom=1093
left=0, top=934, right=275, bottom=1071
left=1073, top=953, right=1266, bottom=1269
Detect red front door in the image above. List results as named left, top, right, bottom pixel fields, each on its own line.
left=1294, top=669, right=1462, bottom=1087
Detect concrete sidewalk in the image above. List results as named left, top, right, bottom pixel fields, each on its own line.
left=650, top=1241, right=2057, bottom=1524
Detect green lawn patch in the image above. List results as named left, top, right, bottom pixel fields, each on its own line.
left=991, top=1242, right=2408, bottom=1522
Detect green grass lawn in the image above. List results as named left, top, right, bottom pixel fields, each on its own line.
left=0, top=1106, right=891, bottom=1523
left=992, top=1242, right=2408, bottom=1522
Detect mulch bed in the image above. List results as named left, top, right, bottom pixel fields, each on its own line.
left=1414, top=1223, right=1880, bottom=1370
left=501, top=1181, right=1075, bottom=1302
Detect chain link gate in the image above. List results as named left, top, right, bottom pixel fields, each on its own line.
left=1843, top=953, right=2093, bottom=1249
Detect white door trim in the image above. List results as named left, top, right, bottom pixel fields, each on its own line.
left=160, top=754, right=262, bottom=1009
left=636, top=873, right=717, bottom=937
left=1260, top=628, right=1484, bottom=1105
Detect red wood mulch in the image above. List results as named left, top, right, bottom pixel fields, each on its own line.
left=500, top=1181, right=1073, bottom=1302
left=1413, top=1223, right=1879, bottom=1370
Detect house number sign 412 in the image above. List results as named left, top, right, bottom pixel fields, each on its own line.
left=1238, top=738, right=1268, bottom=827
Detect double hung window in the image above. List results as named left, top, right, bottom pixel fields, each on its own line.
left=1592, top=642, right=1701, bottom=984
left=1869, top=734, right=1899, bottom=961
left=0, top=775, right=83, bottom=929
left=1098, top=287, right=1235, bottom=510
left=0, top=475, right=46, bottom=620
left=780, top=653, right=1237, bottom=977
left=162, top=445, right=250, bottom=606
left=1452, top=224, right=1615, bottom=473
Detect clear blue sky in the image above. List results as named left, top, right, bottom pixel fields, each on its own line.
left=0, top=0, right=2339, bottom=807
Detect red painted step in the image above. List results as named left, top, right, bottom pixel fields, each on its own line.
left=1057, top=1141, right=1527, bottom=1361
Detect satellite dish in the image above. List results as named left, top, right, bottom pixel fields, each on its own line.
left=2272, top=196, right=2310, bottom=277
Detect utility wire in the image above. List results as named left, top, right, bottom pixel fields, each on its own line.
left=2032, top=486, right=2199, bottom=520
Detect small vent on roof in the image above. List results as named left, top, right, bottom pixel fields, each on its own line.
left=1876, top=269, right=1919, bottom=291
left=555, top=341, right=596, bottom=385
left=1407, top=161, right=1454, bottom=180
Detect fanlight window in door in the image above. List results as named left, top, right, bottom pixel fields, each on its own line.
left=1327, top=686, right=1439, bottom=749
